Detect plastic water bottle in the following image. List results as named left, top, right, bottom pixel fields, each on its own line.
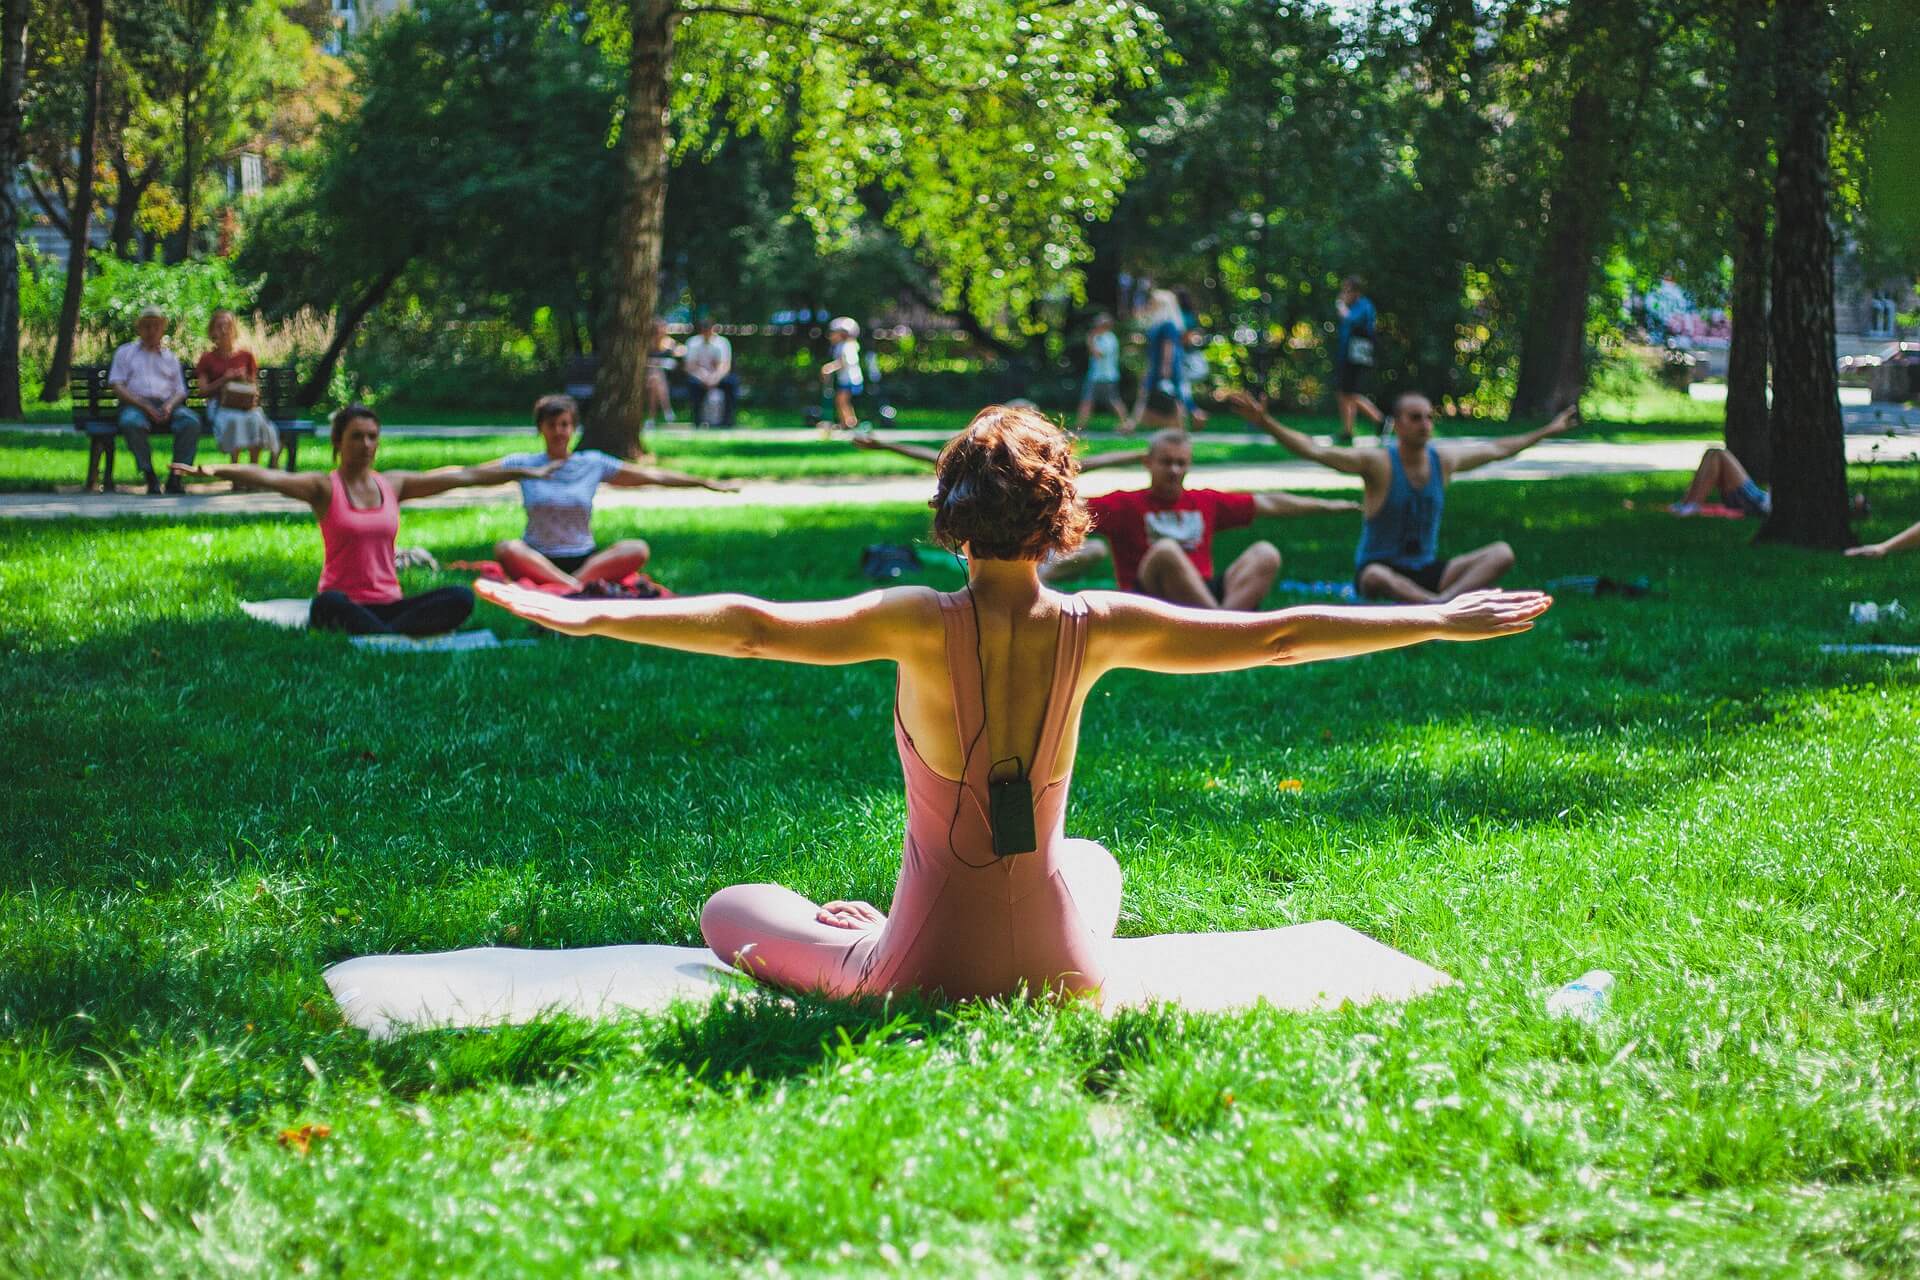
left=1546, top=970, right=1614, bottom=1023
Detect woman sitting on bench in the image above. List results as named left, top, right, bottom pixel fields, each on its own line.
left=173, top=406, right=554, bottom=636
left=476, top=404, right=1551, bottom=1002
left=492, top=393, right=740, bottom=593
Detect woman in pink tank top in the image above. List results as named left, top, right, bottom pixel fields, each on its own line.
left=479, top=405, right=1551, bottom=1002
left=174, top=406, right=556, bottom=636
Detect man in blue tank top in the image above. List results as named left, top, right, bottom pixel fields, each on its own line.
left=1217, top=389, right=1576, bottom=602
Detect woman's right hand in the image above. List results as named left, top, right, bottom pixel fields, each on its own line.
left=1433, top=590, right=1552, bottom=640
left=169, top=462, right=213, bottom=480
left=474, top=580, right=607, bottom=636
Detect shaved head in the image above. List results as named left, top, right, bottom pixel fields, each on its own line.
left=1391, top=392, right=1431, bottom=420
left=1148, top=428, right=1191, bottom=457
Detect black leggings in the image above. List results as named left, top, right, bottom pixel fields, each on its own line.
left=310, top=587, right=475, bottom=637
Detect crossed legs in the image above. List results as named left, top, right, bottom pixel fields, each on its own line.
left=1357, top=541, right=1515, bottom=603
left=494, top=538, right=651, bottom=591
left=1137, top=538, right=1281, bottom=610
left=699, top=838, right=1123, bottom=999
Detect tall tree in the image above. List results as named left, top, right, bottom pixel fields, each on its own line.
left=583, top=0, right=1154, bottom=456
left=1507, top=0, right=1678, bottom=420
left=1757, top=0, right=1850, bottom=548
left=41, top=0, right=104, bottom=401
left=239, top=2, right=624, bottom=403
left=1721, top=0, right=1772, bottom=482
left=0, top=0, right=28, bottom=418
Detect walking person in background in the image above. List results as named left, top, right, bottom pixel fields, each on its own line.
left=1334, top=276, right=1385, bottom=446
left=822, top=317, right=867, bottom=431
left=1073, top=313, right=1133, bottom=434
left=1135, top=289, right=1189, bottom=430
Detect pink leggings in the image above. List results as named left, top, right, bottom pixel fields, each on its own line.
left=700, top=838, right=1124, bottom=999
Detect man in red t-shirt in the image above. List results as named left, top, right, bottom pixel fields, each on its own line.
left=1084, top=430, right=1359, bottom=609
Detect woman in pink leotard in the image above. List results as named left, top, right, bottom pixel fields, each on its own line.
left=478, top=405, right=1551, bottom=1001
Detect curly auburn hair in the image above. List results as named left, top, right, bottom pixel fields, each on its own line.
left=928, top=405, right=1091, bottom=561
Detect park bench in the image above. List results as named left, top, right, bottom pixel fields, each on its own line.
left=72, top=362, right=316, bottom=490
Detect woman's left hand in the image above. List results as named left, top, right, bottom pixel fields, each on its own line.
left=816, top=900, right=885, bottom=931
left=474, top=580, right=605, bottom=635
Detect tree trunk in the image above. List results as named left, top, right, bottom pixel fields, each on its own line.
left=1508, top=82, right=1611, bottom=421
left=297, top=262, right=407, bottom=406
left=1721, top=0, right=1771, bottom=482
left=1757, top=1, right=1850, bottom=549
left=41, top=0, right=104, bottom=402
left=109, top=154, right=158, bottom=258
left=171, top=79, right=196, bottom=263
left=581, top=0, right=676, bottom=459
left=0, top=0, right=29, bottom=419
left=1723, top=204, right=1770, bottom=482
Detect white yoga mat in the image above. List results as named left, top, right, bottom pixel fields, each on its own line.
left=348, top=630, right=535, bottom=652
left=324, top=921, right=1451, bottom=1038
left=240, top=597, right=313, bottom=629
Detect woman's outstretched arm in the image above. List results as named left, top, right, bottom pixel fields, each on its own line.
left=389, top=459, right=559, bottom=500
left=475, top=579, right=939, bottom=665
left=171, top=462, right=328, bottom=509
left=1089, top=589, right=1551, bottom=676
left=608, top=463, right=741, bottom=492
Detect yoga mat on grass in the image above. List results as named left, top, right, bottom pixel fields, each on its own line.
left=324, top=922, right=1451, bottom=1038
left=239, top=600, right=533, bottom=651
left=241, top=598, right=313, bottom=629
left=348, top=630, right=536, bottom=653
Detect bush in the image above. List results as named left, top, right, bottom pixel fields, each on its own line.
left=17, top=249, right=262, bottom=353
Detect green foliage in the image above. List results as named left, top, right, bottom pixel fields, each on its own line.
left=2, top=473, right=1920, bottom=1270
left=655, top=0, right=1160, bottom=332
left=15, top=250, right=260, bottom=348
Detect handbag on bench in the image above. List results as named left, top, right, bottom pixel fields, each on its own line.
left=221, top=380, right=261, bottom=411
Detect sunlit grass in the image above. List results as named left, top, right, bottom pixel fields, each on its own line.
left=2, top=472, right=1917, bottom=1274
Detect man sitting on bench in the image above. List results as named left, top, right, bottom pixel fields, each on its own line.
left=1218, top=389, right=1574, bottom=602
left=1085, top=428, right=1358, bottom=609
left=110, top=305, right=203, bottom=495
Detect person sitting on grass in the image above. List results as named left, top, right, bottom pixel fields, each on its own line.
left=1218, top=388, right=1575, bottom=603
left=1667, top=446, right=1772, bottom=518
left=476, top=403, right=1552, bottom=1002
left=1085, top=428, right=1360, bottom=610
left=1847, top=516, right=1920, bottom=558
left=172, top=405, right=557, bottom=637
left=492, top=394, right=742, bottom=593
left=851, top=426, right=1151, bottom=584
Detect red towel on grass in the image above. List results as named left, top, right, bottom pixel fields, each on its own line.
left=448, top=560, right=674, bottom=597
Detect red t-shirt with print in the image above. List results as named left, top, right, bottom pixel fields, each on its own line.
left=1086, top=487, right=1256, bottom=591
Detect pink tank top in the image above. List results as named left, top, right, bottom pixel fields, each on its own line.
left=853, top=590, right=1103, bottom=999
left=316, top=470, right=401, bottom=604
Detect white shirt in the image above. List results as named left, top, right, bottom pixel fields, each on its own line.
left=108, top=340, right=187, bottom=404
left=683, top=333, right=732, bottom=384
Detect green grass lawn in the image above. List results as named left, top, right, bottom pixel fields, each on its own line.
left=0, top=406, right=1713, bottom=495
left=3, top=473, right=1918, bottom=1275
